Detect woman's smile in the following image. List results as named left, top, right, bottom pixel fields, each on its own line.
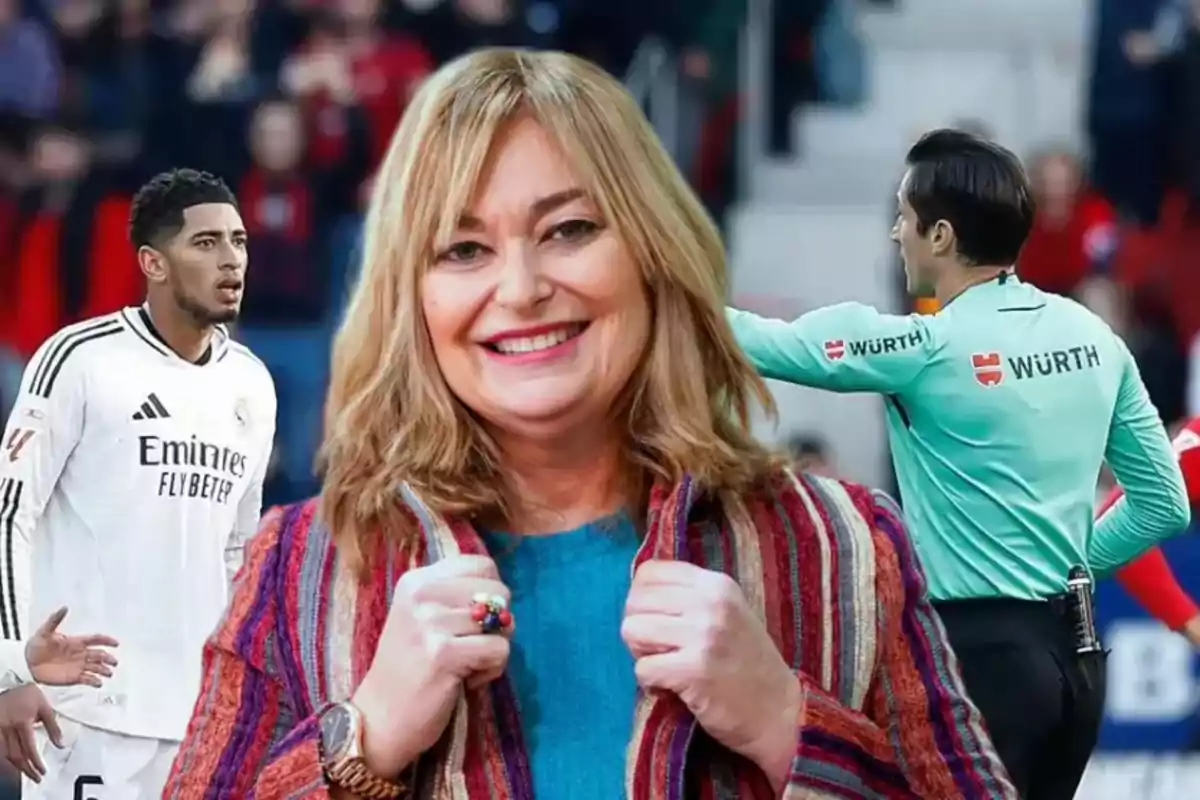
left=478, top=321, right=590, bottom=365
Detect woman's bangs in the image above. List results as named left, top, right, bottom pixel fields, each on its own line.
left=426, top=90, right=525, bottom=255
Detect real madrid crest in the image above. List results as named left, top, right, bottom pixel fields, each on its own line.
left=234, top=398, right=250, bottom=431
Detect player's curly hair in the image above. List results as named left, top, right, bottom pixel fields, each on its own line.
left=128, top=168, right=238, bottom=248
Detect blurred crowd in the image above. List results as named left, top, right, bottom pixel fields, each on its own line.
left=0, top=0, right=812, bottom=505
left=0, top=0, right=879, bottom=512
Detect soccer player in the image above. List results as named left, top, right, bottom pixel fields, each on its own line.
left=0, top=169, right=276, bottom=795
left=726, top=130, right=1189, bottom=798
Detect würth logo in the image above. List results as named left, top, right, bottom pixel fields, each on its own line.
left=132, top=393, right=171, bottom=421
left=824, top=340, right=845, bottom=360
left=971, top=352, right=1004, bottom=387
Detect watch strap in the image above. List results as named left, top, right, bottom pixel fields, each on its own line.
left=326, top=756, right=407, bottom=799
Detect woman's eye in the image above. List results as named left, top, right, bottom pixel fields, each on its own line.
left=546, top=219, right=599, bottom=242
left=439, top=241, right=486, bottom=263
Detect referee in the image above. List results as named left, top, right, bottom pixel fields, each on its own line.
left=727, top=129, right=1190, bottom=799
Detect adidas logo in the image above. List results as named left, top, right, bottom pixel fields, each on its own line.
left=132, top=393, right=171, bottom=421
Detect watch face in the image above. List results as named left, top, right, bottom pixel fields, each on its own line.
left=320, top=704, right=353, bottom=759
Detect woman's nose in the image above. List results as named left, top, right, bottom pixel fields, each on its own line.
left=493, top=245, right=551, bottom=309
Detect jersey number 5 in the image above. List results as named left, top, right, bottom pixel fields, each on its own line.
left=74, top=775, right=104, bottom=800
left=3, top=429, right=33, bottom=463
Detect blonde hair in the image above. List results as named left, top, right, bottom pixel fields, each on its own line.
left=320, top=48, right=777, bottom=566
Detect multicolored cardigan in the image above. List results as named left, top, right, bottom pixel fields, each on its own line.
left=165, top=470, right=1016, bottom=799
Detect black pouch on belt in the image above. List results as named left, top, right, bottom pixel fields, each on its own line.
left=1064, top=565, right=1103, bottom=654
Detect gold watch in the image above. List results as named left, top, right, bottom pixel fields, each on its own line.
left=317, top=701, right=406, bottom=799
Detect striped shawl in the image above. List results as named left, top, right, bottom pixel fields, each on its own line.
left=165, top=469, right=1015, bottom=799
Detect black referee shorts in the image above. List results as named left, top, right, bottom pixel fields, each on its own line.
left=934, top=598, right=1107, bottom=800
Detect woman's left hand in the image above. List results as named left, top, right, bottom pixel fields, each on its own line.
left=621, top=561, right=801, bottom=780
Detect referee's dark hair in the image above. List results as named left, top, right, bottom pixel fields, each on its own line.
left=129, top=168, right=238, bottom=248
left=903, top=129, right=1035, bottom=267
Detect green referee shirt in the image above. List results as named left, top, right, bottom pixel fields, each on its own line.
left=728, top=274, right=1190, bottom=601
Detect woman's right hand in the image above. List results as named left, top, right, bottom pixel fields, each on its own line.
left=351, top=555, right=512, bottom=778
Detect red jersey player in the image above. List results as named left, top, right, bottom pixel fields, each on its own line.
left=1103, top=416, right=1200, bottom=644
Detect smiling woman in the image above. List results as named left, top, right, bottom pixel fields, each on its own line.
left=321, top=48, right=770, bottom=546
left=165, top=48, right=1016, bottom=800
left=421, top=116, right=655, bottom=464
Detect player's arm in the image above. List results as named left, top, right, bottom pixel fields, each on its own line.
left=228, top=439, right=271, bottom=582
left=1090, top=339, right=1191, bottom=574
left=0, top=340, right=85, bottom=688
left=1105, top=422, right=1200, bottom=637
left=726, top=304, right=936, bottom=393
left=228, top=387, right=276, bottom=582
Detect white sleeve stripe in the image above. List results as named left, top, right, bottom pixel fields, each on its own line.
left=0, top=478, right=22, bottom=640
left=28, top=321, right=123, bottom=399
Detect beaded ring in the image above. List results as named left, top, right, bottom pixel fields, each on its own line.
left=469, top=593, right=512, bottom=634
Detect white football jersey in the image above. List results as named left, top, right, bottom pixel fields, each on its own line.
left=0, top=307, right=275, bottom=741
